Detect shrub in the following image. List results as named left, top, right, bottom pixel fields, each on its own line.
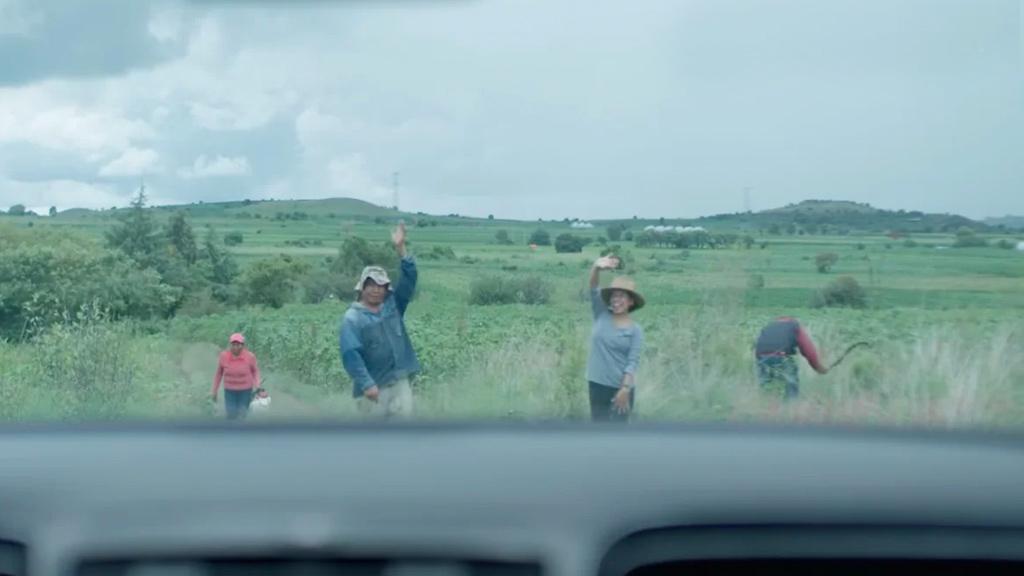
left=812, top=276, right=867, bottom=309
left=815, top=252, right=839, bottom=273
left=176, top=287, right=229, bottom=317
left=903, top=239, right=918, bottom=248
left=495, top=230, right=513, bottom=245
left=954, top=227, right=987, bottom=248
left=224, top=231, right=244, bottom=246
left=554, top=233, right=585, bottom=253
left=301, top=270, right=352, bottom=304
left=331, top=236, right=398, bottom=279
left=420, top=245, right=457, bottom=261
left=241, top=256, right=311, bottom=309
left=747, top=274, right=766, bottom=290
left=528, top=228, right=551, bottom=246
left=0, top=235, right=178, bottom=338
left=469, top=275, right=552, bottom=305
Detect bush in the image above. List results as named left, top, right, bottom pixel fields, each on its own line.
left=607, top=224, right=624, bottom=241
left=176, top=287, right=229, bottom=318
left=528, top=228, right=551, bottom=246
left=554, top=233, right=585, bottom=253
left=420, top=245, right=457, bottom=261
left=747, top=274, right=766, bottom=290
left=224, top=231, right=244, bottom=246
left=903, top=239, right=918, bottom=248
left=495, top=230, right=513, bottom=245
left=241, top=255, right=311, bottom=308
left=331, top=236, right=398, bottom=279
left=996, top=239, right=1014, bottom=250
left=812, top=276, right=867, bottom=309
left=301, top=270, right=352, bottom=304
left=954, top=227, right=987, bottom=248
left=815, top=252, right=839, bottom=273
left=0, top=234, right=179, bottom=338
left=469, top=275, right=552, bottom=305
left=623, top=231, right=634, bottom=241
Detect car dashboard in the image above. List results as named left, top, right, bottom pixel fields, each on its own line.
left=1, top=422, right=1023, bottom=576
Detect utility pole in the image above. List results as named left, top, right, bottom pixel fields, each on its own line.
left=743, top=186, right=752, bottom=214
left=392, top=172, right=399, bottom=211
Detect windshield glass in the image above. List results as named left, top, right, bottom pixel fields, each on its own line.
left=0, top=0, right=1022, bottom=427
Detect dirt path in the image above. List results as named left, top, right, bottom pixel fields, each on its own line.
left=177, top=342, right=333, bottom=420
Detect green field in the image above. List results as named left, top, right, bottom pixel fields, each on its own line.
left=2, top=201, right=1023, bottom=427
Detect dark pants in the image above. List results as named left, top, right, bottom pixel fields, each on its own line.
left=757, top=355, right=800, bottom=400
left=224, top=389, right=253, bottom=420
left=589, top=382, right=634, bottom=422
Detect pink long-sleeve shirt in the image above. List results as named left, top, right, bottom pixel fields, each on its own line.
left=212, top=349, right=261, bottom=394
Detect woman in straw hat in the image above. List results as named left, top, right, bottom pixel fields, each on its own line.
left=586, top=255, right=645, bottom=422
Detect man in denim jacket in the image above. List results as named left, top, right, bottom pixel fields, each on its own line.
left=339, top=222, right=420, bottom=417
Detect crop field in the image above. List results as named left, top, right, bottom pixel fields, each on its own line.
left=2, top=201, right=1023, bottom=427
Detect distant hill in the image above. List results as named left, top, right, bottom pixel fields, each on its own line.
left=62, top=197, right=416, bottom=221
left=764, top=199, right=878, bottom=215
left=984, top=215, right=1024, bottom=230
left=590, top=200, right=988, bottom=235
left=47, top=196, right=998, bottom=235
left=221, top=197, right=406, bottom=219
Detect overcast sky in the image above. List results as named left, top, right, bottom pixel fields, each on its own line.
left=0, top=0, right=1021, bottom=220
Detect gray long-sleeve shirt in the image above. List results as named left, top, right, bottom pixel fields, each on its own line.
left=586, top=288, right=645, bottom=388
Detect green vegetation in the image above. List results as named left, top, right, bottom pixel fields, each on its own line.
left=529, top=228, right=551, bottom=246
left=2, top=196, right=1023, bottom=427
left=469, top=275, right=553, bottom=305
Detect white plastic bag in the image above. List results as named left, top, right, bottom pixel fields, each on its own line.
left=250, top=390, right=271, bottom=413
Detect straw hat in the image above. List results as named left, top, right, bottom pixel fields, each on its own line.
left=600, top=276, right=645, bottom=312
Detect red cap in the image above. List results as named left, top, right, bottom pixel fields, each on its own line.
left=229, top=333, right=245, bottom=344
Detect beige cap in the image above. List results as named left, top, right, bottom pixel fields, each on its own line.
left=354, top=266, right=393, bottom=291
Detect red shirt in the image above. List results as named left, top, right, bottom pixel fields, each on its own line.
left=756, top=317, right=827, bottom=374
left=212, top=349, right=261, bottom=394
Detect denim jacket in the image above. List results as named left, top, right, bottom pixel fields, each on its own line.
left=339, top=256, right=420, bottom=396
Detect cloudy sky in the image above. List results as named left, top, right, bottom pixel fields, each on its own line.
left=0, top=0, right=1021, bottom=220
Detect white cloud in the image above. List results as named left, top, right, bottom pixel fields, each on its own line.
left=0, top=87, right=153, bottom=162
left=98, top=147, right=161, bottom=177
left=325, top=153, right=391, bottom=205
left=188, top=99, right=280, bottom=132
left=177, top=154, right=251, bottom=179
left=147, top=6, right=183, bottom=44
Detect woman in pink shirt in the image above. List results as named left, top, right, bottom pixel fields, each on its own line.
left=212, top=333, right=261, bottom=420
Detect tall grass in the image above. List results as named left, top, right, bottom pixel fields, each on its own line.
left=2, top=298, right=1021, bottom=427
left=413, top=306, right=1024, bottom=428
left=0, top=312, right=206, bottom=421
